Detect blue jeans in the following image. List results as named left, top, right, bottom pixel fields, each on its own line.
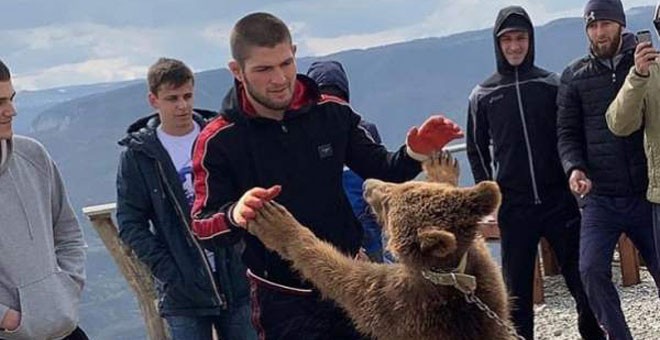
left=165, top=303, right=256, bottom=340
left=580, top=194, right=660, bottom=340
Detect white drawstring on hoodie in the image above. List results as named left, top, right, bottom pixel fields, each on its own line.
left=0, top=139, right=7, bottom=168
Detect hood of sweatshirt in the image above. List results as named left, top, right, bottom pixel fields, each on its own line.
left=493, top=6, right=535, bottom=74
left=306, top=60, right=350, bottom=101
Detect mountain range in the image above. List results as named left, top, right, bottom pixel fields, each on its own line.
left=14, top=6, right=657, bottom=338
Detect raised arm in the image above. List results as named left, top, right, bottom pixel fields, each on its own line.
left=606, top=52, right=654, bottom=136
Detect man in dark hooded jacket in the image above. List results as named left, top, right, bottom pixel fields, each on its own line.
left=557, top=0, right=660, bottom=338
left=116, top=58, right=255, bottom=340
left=306, top=60, right=386, bottom=262
left=467, top=6, right=603, bottom=339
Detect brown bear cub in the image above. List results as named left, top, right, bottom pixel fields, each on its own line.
left=247, top=152, right=514, bottom=340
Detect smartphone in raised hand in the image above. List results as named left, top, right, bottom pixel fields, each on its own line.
left=637, top=29, right=653, bottom=45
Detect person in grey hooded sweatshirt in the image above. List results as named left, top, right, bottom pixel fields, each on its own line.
left=0, top=59, right=87, bottom=340
left=466, top=6, right=603, bottom=340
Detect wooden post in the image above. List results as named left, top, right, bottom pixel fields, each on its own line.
left=533, top=255, right=544, bottom=304
left=82, top=203, right=170, bottom=340
left=540, top=238, right=560, bottom=276
left=618, top=234, right=640, bottom=287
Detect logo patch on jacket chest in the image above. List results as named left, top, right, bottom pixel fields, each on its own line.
left=318, top=144, right=334, bottom=159
left=489, top=94, right=505, bottom=104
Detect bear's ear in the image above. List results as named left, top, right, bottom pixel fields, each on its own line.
left=418, top=227, right=457, bottom=258
left=465, top=181, right=501, bottom=217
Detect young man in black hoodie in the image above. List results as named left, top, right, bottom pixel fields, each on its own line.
left=191, top=12, right=463, bottom=340
left=557, top=0, right=660, bottom=338
left=116, top=58, right=255, bottom=340
left=467, top=6, right=603, bottom=340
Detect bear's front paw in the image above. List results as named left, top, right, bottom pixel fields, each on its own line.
left=247, top=201, right=304, bottom=251
left=422, top=150, right=459, bottom=186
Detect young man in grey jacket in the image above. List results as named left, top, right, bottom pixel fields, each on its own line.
left=0, top=60, right=88, bottom=339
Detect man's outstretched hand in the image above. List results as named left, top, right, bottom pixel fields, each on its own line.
left=407, top=115, right=464, bottom=157
left=232, top=185, right=282, bottom=227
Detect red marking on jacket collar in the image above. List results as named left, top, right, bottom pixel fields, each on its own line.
left=238, top=79, right=313, bottom=118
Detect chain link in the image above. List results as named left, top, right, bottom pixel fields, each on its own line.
left=463, top=292, right=526, bottom=340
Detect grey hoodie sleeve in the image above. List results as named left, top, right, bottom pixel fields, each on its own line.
left=51, top=159, right=87, bottom=289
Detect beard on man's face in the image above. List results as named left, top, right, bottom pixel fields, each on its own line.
left=590, top=27, right=623, bottom=59
left=243, top=76, right=293, bottom=112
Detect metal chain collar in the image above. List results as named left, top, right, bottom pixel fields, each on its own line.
left=421, top=252, right=525, bottom=339
left=463, top=291, right=526, bottom=340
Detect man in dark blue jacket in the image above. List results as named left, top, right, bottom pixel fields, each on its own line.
left=467, top=6, right=603, bottom=340
left=306, top=60, right=386, bottom=262
left=116, top=58, right=255, bottom=340
left=557, top=0, right=660, bottom=338
left=191, top=13, right=463, bottom=340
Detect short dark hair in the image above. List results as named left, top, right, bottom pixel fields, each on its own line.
left=0, top=60, right=10, bottom=82
left=147, top=58, right=194, bottom=95
left=230, top=12, right=292, bottom=65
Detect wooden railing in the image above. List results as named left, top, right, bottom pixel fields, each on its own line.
left=82, top=203, right=169, bottom=340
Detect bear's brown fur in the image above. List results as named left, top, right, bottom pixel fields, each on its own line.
left=247, top=153, right=513, bottom=340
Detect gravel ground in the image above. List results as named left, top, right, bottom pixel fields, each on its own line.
left=534, top=266, right=660, bottom=340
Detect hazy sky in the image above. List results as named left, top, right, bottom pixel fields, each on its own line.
left=1, top=0, right=656, bottom=90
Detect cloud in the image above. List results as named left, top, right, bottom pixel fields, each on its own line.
left=296, top=0, right=656, bottom=57
left=4, top=21, right=234, bottom=90
left=299, top=0, right=589, bottom=57
left=4, top=0, right=657, bottom=90
left=13, top=58, right=147, bottom=91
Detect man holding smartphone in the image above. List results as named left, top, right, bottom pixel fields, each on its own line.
left=558, top=0, right=660, bottom=338
left=607, top=3, right=660, bottom=288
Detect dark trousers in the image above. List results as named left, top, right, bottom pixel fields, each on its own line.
left=652, top=203, right=660, bottom=269
left=580, top=194, right=660, bottom=340
left=248, top=272, right=369, bottom=340
left=499, top=190, right=604, bottom=340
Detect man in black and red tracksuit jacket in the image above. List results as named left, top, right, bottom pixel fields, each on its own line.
left=466, top=6, right=603, bottom=340
left=190, top=12, right=463, bottom=340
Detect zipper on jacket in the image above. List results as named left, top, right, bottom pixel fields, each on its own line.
left=280, top=123, right=288, bottom=133
left=514, top=68, right=542, bottom=205
left=156, top=161, right=228, bottom=309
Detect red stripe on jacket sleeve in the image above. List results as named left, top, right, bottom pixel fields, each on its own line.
left=192, top=212, right=232, bottom=240
left=191, top=117, right=234, bottom=237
